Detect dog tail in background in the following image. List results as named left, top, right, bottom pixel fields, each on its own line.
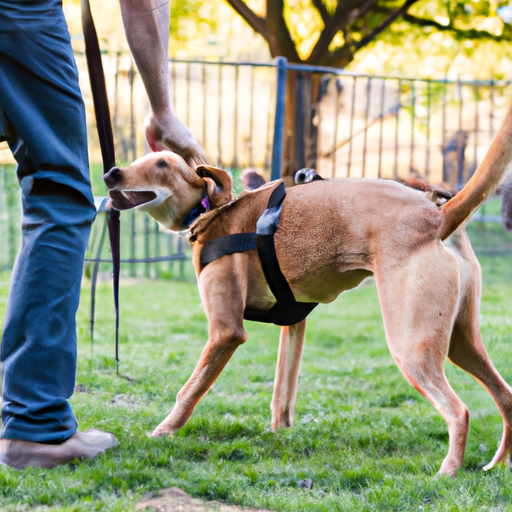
left=439, top=104, right=512, bottom=241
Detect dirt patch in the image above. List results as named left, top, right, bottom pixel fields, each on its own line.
left=136, top=487, right=273, bottom=512
left=109, top=393, right=140, bottom=408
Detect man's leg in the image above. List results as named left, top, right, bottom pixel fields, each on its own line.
left=1, top=177, right=94, bottom=443
left=0, top=0, right=116, bottom=464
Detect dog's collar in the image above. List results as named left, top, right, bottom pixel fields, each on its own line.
left=181, top=186, right=210, bottom=229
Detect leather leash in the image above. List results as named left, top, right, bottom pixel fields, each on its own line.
left=81, top=0, right=121, bottom=374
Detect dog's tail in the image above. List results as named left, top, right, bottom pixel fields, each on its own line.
left=440, top=105, right=512, bottom=240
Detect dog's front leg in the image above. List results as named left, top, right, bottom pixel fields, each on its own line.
left=271, top=319, right=307, bottom=430
left=152, top=256, right=248, bottom=437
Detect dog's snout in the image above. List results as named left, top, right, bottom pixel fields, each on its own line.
left=104, top=166, right=122, bottom=188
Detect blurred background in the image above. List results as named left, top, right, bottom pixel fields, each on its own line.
left=2, top=0, right=512, bottom=277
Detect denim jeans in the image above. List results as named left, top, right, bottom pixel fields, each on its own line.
left=0, top=0, right=96, bottom=442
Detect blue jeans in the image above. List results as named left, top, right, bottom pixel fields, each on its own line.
left=0, top=0, right=96, bottom=442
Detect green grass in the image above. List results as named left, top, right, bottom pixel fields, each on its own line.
left=1, top=221, right=512, bottom=510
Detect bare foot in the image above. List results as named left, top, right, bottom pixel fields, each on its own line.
left=145, top=111, right=208, bottom=167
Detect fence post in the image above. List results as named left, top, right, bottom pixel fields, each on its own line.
left=271, top=57, right=288, bottom=181
left=294, top=71, right=305, bottom=171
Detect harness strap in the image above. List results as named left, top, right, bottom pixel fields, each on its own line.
left=200, top=233, right=257, bottom=268
left=254, top=182, right=294, bottom=305
left=200, top=182, right=318, bottom=326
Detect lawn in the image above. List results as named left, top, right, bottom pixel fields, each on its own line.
left=0, top=211, right=512, bottom=511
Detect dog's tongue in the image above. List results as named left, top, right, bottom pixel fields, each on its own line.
left=109, top=190, right=157, bottom=210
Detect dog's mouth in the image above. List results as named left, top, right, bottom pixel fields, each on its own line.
left=109, top=190, right=157, bottom=210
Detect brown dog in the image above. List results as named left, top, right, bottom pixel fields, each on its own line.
left=103, top=109, right=512, bottom=477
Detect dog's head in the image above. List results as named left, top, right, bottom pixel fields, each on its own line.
left=103, top=151, right=233, bottom=231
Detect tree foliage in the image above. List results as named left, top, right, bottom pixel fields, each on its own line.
left=169, top=0, right=217, bottom=44
left=223, top=0, right=512, bottom=69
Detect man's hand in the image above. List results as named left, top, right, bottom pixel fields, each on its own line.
left=145, top=111, right=208, bottom=167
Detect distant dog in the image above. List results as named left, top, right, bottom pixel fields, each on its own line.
left=104, top=110, right=512, bottom=476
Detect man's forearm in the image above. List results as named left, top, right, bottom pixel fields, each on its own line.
left=119, top=0, right=171, bottom=114
left=119, top=0, right=209, bottom=165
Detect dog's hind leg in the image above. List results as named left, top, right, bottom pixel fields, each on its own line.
left=446, top=240, right=512, bottom=470
left=271, top=320, right=307, bottom=431
left=375, top=246, right=469, bottom=476
left=448, top=314, right=512, bottom=471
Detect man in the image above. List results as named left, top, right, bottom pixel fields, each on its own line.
left=0, top=0, right=206, bottom=469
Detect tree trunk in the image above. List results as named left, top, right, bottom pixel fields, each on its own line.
left=282, top=71, right=324, bottom=179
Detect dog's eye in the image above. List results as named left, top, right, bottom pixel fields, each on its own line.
left=155, top=159, right=169, bottom=169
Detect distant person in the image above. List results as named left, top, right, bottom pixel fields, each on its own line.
left=240, top=168, right=267, bottom=191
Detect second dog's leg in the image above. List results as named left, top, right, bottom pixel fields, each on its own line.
left=271, top=320, right=307, bottom=430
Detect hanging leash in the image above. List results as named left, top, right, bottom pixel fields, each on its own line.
left=81, top=0, right=121, bottom=374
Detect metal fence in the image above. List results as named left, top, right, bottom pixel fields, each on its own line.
left=308, top=69, right=512, bottom=187
left=1, top=54, right=511, bottom=273
left=74, top=52, right=280, bottom=174
left=0, top=168, right=20, bottom=272
left=79, top=53, right=512, bottom=187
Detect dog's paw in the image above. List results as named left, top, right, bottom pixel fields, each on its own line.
left=149, top=427, right=173, bottom=438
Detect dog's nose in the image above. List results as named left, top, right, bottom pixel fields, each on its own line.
left=104, top=166, right=122, bottom=188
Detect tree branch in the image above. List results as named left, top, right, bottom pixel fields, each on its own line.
left=307, top=0, right=362, bottom=64
left=346, top=0, right=378, bottom=27
left=266, top=0, right=301, bottom=61
left=354, top=0, right=420, bottom=51
left=403, top=13, right=509, bottom=42
left=311, top=0, right=330, bottom=25
left=322, top=43, right=355, bottom=68
left=319, top=0, right=419, bottom=68
left=224, top=0, right=268, bottom=41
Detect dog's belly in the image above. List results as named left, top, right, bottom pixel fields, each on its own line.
left=245, top=253, right=372, bottom=308
left=246, top=276, right=277, bottom=311
left=290, top=268, right=373, bottom=303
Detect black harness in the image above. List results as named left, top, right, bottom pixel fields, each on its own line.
left=199, top=182, right=318, bottom=326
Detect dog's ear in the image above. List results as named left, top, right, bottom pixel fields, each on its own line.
left=195, top=165, right=233, bottom=208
